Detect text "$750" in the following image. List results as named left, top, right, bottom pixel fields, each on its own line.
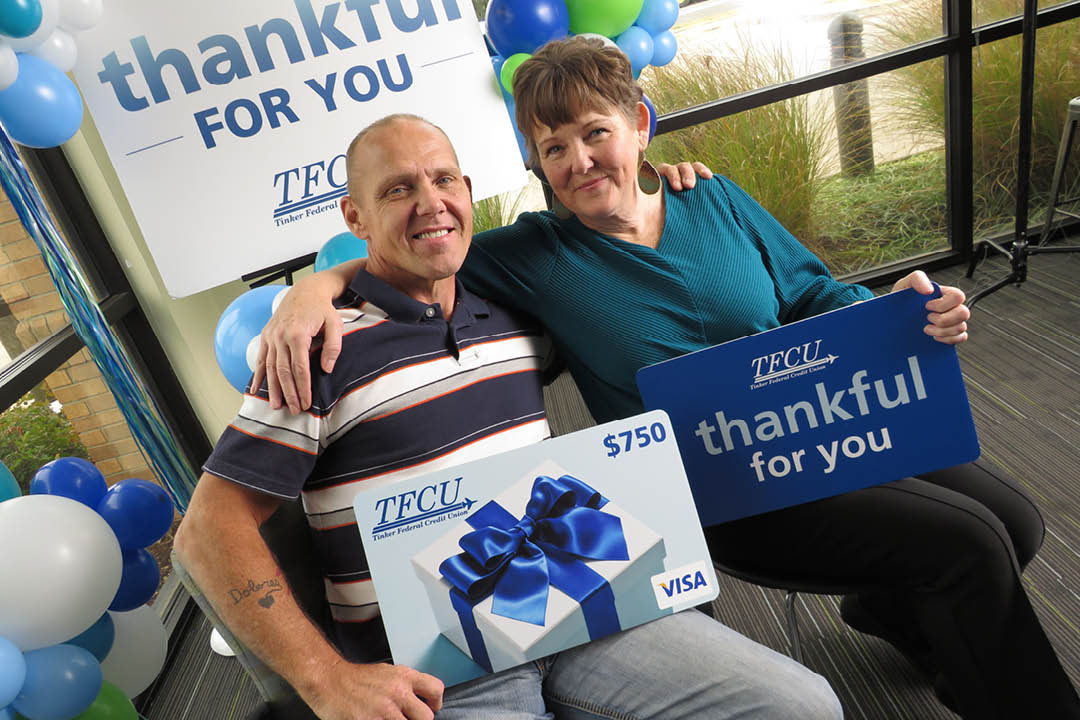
left=603, top=422, right=668, bottom=459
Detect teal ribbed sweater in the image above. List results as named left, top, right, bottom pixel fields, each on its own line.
left=460, top=175, right=873, bottom=424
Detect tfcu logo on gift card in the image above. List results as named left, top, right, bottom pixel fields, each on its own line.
left=651, top=560, right=714, bottom=609
left=370, top=477, right=476, bottom=541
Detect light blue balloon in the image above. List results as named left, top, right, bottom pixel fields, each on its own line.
left=634, top=0, right=678, bottom=35
left=0, top=460, right=18, bottom=502
left=650, top=29, right=678, bottom=67
left=0, top=0, right=42, bottom=39
left=13, top=645, right=101, bottom=720
left=66, top=613, right=115, bottom=663
left=0, top=705, right=15, bottom=720
left=314, top=232, right=367, bottom=272
left=0, top=53, right=84, bottom=148
left=0, top=637, right=25, bottom=709
left=213, top=284, right=287, bottom=393
left=615, top=26, right=654, bottom=76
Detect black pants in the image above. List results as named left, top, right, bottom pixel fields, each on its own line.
left=705, top=460, right=1079, bottom=720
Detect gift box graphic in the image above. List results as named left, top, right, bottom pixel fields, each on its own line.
left=411, top=461, right=668, bottom=672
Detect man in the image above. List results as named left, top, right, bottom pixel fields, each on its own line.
left=175, top=114, right=842, bottom=720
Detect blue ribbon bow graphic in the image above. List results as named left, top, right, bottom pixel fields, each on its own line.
left=438, top=474, right=629, bottom=671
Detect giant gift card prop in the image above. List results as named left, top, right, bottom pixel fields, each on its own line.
left=352, top=411, right=718, bottom=687
left=636, top=287, right=980, bottom=527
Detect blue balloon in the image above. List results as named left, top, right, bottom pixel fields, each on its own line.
left=615, top=26, right=654, bottom=76
left=0, top=460, right=19, bottom=502
left=0, top=53, right=83, bottom=148
left=29, top=457, right=107, bottom=508
left=13, top=645, right=101, bottom=720
left=66, top=613, right=114, bottom=662
left=0, top=0, right=42, bottom=39
left=0, top=636, right=25, bottom=708
left=634, top=0, right=678, bottom=34
left=109, top=548, right=160, bottom=612
left=96, top=479, right=174, bottom=549
left=314, top=232, right=367, bottom=272
left=486, top=0, right=569, bottom=57
left=650, top=29, right=678, bottom=67
left=214, top=284, right=287, bottom=393
left=642, top=93, right=657, bottom=142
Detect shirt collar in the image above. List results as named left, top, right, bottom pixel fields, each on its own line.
left=340, top=269, right=490, bottom=325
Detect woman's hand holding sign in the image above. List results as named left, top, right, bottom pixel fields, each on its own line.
left=892, top=270, right=970, bottom=345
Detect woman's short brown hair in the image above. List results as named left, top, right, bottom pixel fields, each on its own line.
left=512, top=36, right=643, bottom=168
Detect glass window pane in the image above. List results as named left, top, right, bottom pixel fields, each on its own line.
left=971, top=16, right=1080, bottom=239
left=1, top=182, right=176, bottom=599
left=975, top=0, right=1067, bottom=27
left=0, top=192, right=76, bottom=362
left=651, top=0, right=945, bottom=112
left=645, top=58, right=948, bottom=277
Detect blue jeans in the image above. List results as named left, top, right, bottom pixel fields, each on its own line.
left=438, top=609, right=841, bottom=720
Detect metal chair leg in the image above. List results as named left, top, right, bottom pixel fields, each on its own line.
left=1043, top=98, right=1080, bottom=245
left=784, top=590, right=803, bottom=664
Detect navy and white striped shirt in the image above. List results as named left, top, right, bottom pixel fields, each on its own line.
left=205, top=270, right=551, bottom=662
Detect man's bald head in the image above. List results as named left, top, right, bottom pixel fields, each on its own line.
left=345, top=114, right=459, bottom=200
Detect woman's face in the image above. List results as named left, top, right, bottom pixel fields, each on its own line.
left=532, top=102, right=650, bottom=227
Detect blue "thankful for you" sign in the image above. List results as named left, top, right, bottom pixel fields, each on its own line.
left=636, top=287, right=981, bottom=527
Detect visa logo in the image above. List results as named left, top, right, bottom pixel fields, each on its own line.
left=651, top=560, right=717, bottom=610
left=659, top=571, right=709, bottom=597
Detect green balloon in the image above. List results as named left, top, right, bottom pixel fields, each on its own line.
left=500, top=52, right=532, bottom=95
left=72, top=682, right=137, bottom=720
left=565, top=0, right=645, bottom=38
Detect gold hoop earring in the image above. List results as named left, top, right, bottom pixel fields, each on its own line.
left=638, top=156, right=661, bottom=196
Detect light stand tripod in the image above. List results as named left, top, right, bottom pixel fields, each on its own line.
left=964, top=0, right=1080, bottom=309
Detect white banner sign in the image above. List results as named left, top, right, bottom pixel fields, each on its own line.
left=72, top=0, right=528, bottom=297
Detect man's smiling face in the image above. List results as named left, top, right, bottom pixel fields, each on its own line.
left=341, top=118, right=473, bottom=302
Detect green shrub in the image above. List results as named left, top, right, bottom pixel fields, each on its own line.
left=875, top=0, right=1080, bottom=235
left=642, top=46, right=830, bottom=253
left=0, top=393, right=90, bottom=494
left=472, top=187, right=533, bottom=234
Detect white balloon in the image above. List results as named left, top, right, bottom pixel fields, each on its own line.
left=271, top=286, right=290, bottom=314
left=101, top=605, right=169, bottom=698
left=576, top=33, right=619, bottom=50
left=0, top=44, right=16, bottom=92
left=245, top=333, right=261, bottom=373
left=0, top=494, right=123, bottom=651
left=4, top=0, right=59, bottom=52
left=58, top=0, right=103, bottom=32
left=28, top=28, right=76, bottom=72
left=209, top=627, right=236, bottom=657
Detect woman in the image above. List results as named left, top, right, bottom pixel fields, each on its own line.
left=257, top=37, right=1078, bottom=719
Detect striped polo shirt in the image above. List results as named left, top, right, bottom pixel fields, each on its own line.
left=204, top=270, right=552, bottom=662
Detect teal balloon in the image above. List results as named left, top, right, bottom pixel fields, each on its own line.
left=314, top=232, right=367, bottom=272
left=0, top=53, right=83, bottom=148
left=0, top=0, right=43, bottom=39
left=0, top=460, right=18, bottom=502
left=67, top=614, right=115, bottom=663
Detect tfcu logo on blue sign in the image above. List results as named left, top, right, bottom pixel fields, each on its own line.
left=272, top=152, right=349, bottom=225
left=750, top=339, right=837, bottom=389
left=371, top=477, right=475, bottom=541
left=651, top=561, right=714, bottom=609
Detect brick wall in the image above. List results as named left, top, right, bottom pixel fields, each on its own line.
left=0, top=189, right=156, bottom=487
